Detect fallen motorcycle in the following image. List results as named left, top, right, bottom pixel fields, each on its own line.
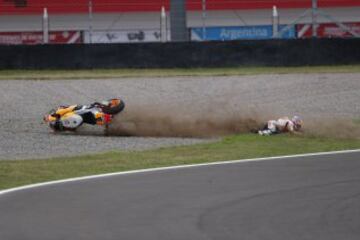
left=43, top=98, right=125, bottom=132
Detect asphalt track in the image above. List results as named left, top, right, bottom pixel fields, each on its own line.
left=0, top=151, right=359, bottom=240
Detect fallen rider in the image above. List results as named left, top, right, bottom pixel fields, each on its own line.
left=258, top=116, right=303, bottom=136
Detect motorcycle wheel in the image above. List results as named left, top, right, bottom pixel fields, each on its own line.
left=101, top=98, right=125, bottom=115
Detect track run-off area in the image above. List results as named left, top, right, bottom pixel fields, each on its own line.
left=0, top=150, right=360, bottom=240
left=1, top=73, right=360, bottom=160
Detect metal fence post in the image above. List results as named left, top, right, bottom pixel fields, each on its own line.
left=202, top=0, right=206, bottom=41
left=312, top=0, right=318, bottom=38
left=42, top=8, right=49, bottom=44
left=88, top=0, right=93, bottom=44
left=161, top=6, right=167, bottom=42
left=272, top=6, right=279, bottom=38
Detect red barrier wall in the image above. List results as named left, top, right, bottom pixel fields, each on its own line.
left=1, top=0, right=360, bottom=15
left=297, top=22, right=360, bottom=38
left=0, top=31, right=82, bottom=44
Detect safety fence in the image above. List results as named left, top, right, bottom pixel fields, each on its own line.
left=1, top=0, right=358, bottom=14
left=0, top=21, right=360, bottom=45
left=0, top=0, right=360, bottom=44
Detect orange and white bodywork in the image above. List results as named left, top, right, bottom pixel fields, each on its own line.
left=44, top=98, right=124, bottom=132
left=44, top=106, right=84, bottom=130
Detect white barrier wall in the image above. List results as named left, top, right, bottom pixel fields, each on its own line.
left=83, top=29, right=171, bottom=43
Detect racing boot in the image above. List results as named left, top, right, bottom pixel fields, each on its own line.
left=258, top=129, right=272, bottom=136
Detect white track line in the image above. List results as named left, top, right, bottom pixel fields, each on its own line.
left=1, top=149, right=360, bottom=197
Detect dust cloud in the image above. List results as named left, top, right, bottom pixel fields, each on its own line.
left=106, top=104, right=360, bottom=139
left=302, top=117, right=360, bottom=139
left=107, top=103, right=267, bottom=138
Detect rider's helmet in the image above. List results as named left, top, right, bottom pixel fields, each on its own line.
left=292, top=116, right=303, bottom=131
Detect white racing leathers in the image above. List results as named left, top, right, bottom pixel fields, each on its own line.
left=259, top=117, right=295, bottom=136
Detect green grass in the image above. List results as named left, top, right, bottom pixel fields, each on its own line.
left=0, top=134, right=359, bottom=190
left=0, top=66, right=359, bottom=190
left=353, top=119, right=360, bottom=125
left=1, top=65, right=360, bottom=80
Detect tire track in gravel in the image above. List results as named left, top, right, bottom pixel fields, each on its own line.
left=0, top=73, right=359, bottom=160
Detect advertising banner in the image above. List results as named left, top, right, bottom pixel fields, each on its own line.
left=84, top=29, right=170, bottom=43
left=297, top=22, right=360, bottom=38
left=191, top=25, right=295, bottom=41
left=0, top=31, right=82, bottom=45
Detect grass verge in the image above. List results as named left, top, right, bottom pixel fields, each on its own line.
left=0, top=134, right=360, bottom=190
left=0, top=65, right=360, bottom=80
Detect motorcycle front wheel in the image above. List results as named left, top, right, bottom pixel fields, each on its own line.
left=101, top=98, right=125, bottom=115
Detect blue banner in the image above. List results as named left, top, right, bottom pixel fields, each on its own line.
left=191, top=25, right=295, bottom=41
